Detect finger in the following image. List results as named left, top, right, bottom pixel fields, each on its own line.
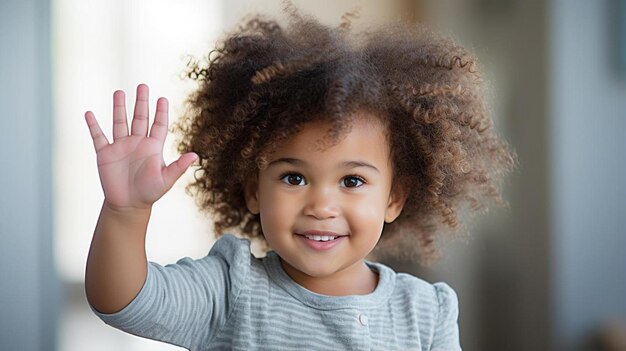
left=112, top=90, right=129, bottom=140
left=131, top=84, right=149, bottom=136
left=149, top=97, right=169, bottom=143
left=85, top=111, right=110, bottom=152
left=162, top=153, right=198, bottom=190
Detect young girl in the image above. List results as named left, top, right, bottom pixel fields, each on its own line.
left=84, top=7, right=516, bottom=351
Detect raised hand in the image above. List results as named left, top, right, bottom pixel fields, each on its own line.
left=85, top=84, right=197, bottom=211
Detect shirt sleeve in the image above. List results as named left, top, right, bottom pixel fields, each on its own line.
left=90, top=234, right=251, bottom=350
left=430, top=282, right=462, bottom=351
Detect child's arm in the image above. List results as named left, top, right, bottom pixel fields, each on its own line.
left=84, top=84, right=197, bottom=314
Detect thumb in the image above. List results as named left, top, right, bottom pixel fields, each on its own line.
left=162, top=152, right=198, bottom=189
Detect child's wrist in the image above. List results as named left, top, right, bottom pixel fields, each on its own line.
left=102, top=200, right=152, bottom=221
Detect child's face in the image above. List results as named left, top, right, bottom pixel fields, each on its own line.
left=245, top=112, right=406, bottom=282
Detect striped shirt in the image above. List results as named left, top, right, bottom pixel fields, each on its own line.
left=92, top=234, right=461, bottom=350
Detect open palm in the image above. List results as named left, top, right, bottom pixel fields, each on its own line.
left=85, top=84, right=197, bottom=210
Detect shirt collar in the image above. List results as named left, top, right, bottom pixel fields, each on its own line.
left=263, top=250, right=396, bottom=310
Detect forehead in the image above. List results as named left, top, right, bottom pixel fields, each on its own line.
left=268, top=112, right=391, bottom=163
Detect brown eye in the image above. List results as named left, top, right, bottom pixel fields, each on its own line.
left=342, top=176, right=364, bottom=188
left=281, top=173, right=306, bottom=186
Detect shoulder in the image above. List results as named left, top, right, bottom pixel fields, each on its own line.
left=431, top=282, right=459, bottom=318
left=395, top=273, right=459, bottom=317
left=369, top=262, right=459, bottom=315
left=204, top=233, right=254, bottom=283
left=157, top=234, right=254, bottom=299
left=391, top=271, right=460, bottom=323
left=208, top=233, right=253, bottom=260
left=392, top=273, right=461, bottom=349
left=209, top=234, right=250, bottom=256
left=368, top=261, right=450, bottom=304
left=165, top=234, right=252, bottom=274
left=393, top=272, right=457, bottom=305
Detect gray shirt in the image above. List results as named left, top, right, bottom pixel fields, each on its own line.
left=92, top=234, right=461, bottom=350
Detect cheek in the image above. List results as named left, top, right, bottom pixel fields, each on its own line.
left=347, top=192, right=389, bottom=225
left=258, top=189, right=300, bottom=228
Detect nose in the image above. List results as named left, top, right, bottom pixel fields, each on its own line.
left=303, top=186, right=340, bottom=220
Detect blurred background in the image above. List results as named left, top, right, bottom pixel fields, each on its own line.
left=1, top=0, right=625, bottom=350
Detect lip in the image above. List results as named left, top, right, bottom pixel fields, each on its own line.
left=295, top=230, right=347, bottom=251
left=299, top=230, right=344, bottom=237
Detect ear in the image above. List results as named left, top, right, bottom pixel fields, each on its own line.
left=244, top=178, right=260, bottom=215
left=384, top=182, right=409, bottom=223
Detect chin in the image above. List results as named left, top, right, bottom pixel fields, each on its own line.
left=298, top=264, right=338, bottom=278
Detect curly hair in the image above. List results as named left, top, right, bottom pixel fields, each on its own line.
left=175, top=7, right=517, bottom=264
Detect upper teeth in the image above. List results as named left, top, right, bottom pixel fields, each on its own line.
left=304, top=235, right=337, bottom=241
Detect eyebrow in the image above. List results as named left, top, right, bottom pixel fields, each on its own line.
left=267, top=158, right=380, bottom=174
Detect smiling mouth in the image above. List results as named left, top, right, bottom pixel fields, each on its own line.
left=296, top=230, right=345, bottom=242
left=302, top=234, right=339, bottom=242
left=295, top=231, right=346, bottom=251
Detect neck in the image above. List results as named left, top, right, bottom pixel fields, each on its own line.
left=279, top=258, right=379, bottom=296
